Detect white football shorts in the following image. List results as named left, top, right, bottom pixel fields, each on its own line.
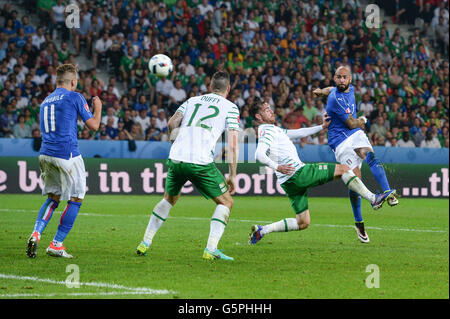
left=39, top=154, right=87, bottom=200
left=333, top=130, right=373, bottom=170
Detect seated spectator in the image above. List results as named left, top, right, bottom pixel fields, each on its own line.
left=134, top=108, right=151, bottom=133
left=13, top=114, right=31, bottom=138
left=105, top=117, right=119, bottom=140
left=129, top=123, right=144, bottom=141
left=133, top=94, right=149, bottom=112
left=397, top=131, right=416, bottom=147
left=101, top=106, right=118, bottom=128
left=370, top=116, right=388, bottom=139
left=155, top=109, right=168, bottom=133
left=420, top=130, right=441, bottom=148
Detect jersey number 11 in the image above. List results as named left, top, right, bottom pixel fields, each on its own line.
left=43, top=104, right=56, bottom=133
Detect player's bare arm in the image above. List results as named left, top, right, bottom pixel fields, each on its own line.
left=226, top=130, right=239, bottom=195
left=167, top=110, right=183, bottom=138
left=344, top=114, right=367, bottom=130
left=313, top=86, right=334, bottom=97
left=85, top=96, right=102, bottom=131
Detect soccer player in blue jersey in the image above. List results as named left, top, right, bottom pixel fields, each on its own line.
left=26, top=64, right=102, bottom=258
left=313, top=66, right=398, bottom=243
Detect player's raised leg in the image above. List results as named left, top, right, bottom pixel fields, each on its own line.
left=136, top=193, right=178, bottom=256
left=355, top=147, right=398, bottom=206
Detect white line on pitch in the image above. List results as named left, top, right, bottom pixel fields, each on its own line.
left=1, top=208, right=448, bottom=233
left=0, top=291, right=168, bottom=298
left=0, top=273, right=175, bottom=295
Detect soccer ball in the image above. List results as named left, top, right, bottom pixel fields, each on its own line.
left=148, top=54, right=173, bottom=78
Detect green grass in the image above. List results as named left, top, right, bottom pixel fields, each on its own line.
left=0, top=194, right=448, bottom=299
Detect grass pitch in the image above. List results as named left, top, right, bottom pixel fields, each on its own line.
left=0, top=194, right=448, bottom=299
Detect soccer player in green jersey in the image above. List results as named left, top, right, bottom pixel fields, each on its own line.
left=136, top=71, right=240, bottom=261
left=248, top=99, right=390, bottom=244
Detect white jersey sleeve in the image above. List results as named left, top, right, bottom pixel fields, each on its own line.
left=225, top=104, right=240, bottom=131
left=256, top=124, right=305, bottom=184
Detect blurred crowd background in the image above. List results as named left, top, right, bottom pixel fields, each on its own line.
left=0, top=0, right=448, bottom=149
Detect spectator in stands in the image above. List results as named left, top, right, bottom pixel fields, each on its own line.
left=0, top=0, right=447, bottom=153
left=398, top=130, right=416, bottom=148
left=134, top=108, right=151, bottom=133
left=421, top=130, right=441, bottom=148
left=12, top=114, right=31, bottom=138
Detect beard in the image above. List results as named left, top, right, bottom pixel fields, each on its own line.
left=337, top=83, right=350, bottom=91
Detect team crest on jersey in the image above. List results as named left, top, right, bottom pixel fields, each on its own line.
left=345, top=107, right=351, bottom=114
left=84, top=103, right=89, bottom=112
left=259, top=129, right=265, bottom=137
left=237, top=116, right=240, bottom=124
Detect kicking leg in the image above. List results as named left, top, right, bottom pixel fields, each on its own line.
left=355, top=147, right=398, bottom=206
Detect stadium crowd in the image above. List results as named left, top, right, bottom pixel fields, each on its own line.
left=0, top=0, right=448, bottom=149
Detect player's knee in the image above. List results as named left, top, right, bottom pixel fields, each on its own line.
left=214, top=194, right=233, bottom=210
left=335, top=164, right=350, bottom=177
left=70, top=197, right=83, bottom=203
left=298, top=219, right=310, bottom=230
left=228, top=197, right=234, bottom=210
left=163, top=193, right=179, bottom=206
left=366, top=151, right=381, bottom=167
left=296, top=211, right=310, bottom=230
left=48, top=194, right=61, bottom=204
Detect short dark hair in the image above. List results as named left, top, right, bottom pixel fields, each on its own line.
left=248, top=98, right=264, bottom=120
left=211, top=71, right=230, bottom=93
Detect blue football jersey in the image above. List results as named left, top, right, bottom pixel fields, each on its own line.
left=39, top=88, right=93, bottom=160
left=325, top=84, right=360, bottom=151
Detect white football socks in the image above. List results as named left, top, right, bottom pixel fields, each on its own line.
left=261, top=218, right=299, bottom=235
left=206, top=204, right=230, bottom=251
left=143, top=198, right=172, bottom=246
left=341, top=170, right=376, bottom=203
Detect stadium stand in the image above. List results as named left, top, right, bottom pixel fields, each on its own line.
left=0, top=0, right=448, bottom=149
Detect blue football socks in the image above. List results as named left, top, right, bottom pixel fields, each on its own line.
left=365, top=152, right=390, bottom=192
left=349, top=189, right=363, bottom=222
left=34, top=198, right=59, bottom=235
left=53, top=201, right=81, bottom=243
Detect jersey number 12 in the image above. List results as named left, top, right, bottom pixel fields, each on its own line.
left=186, top=103, right=219, bottom=132
left=43, top=104, right=56, bottom=133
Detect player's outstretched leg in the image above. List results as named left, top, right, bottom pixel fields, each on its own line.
left=249, top=210, right=312, bottom=245
left=364, top=151, right=398, bottom=206
left=27, top=197, right=59, bottom=258
left=203, top=194, right=234, bottom=261
left=46, top=200, right=82, bottom=258
left=137, top=196, right=174, bottom=256
left=339, top=166, right=393, bottom=210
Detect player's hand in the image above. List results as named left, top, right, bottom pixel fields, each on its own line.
left=313, top=88, right=323, bottom=98
left=92, top=96, right=102, bottom=113
left=358, top=116, right=367, bottom=129
left=226, top=175, right=236, bottom=195
left=322, top=113, right=331, bottom=129
left=277, top=164, right=296, bottom=176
